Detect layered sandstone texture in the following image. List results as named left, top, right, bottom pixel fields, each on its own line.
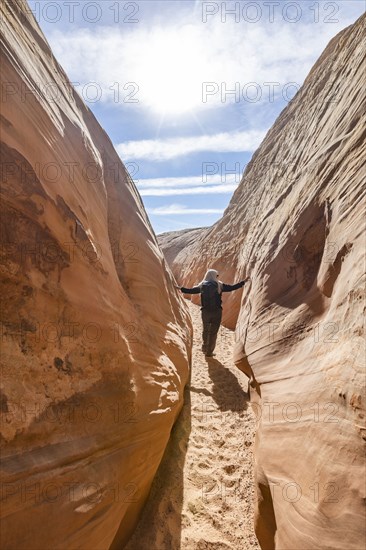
left=157, top=226, right=209, bottom=271
left=0, top=2, right=192, bottom=549
left=160, top=15, right=366, bottom=550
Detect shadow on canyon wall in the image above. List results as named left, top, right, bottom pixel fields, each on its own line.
left=121, top=385, right=192, bottom=550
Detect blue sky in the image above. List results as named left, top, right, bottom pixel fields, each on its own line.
left=27, top=0, right=365, bottom=234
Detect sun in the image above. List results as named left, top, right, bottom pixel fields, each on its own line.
left=135, top=26, right=206, bottom=116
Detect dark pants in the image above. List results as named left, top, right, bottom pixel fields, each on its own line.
left=201, top=308, right=222, bottom=354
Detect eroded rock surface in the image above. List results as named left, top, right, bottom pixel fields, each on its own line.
left=157, top=226, right=209, bottom=272
left=0, top=2, right=192, bottom=549
left=160, top=15, right=366, bottom=550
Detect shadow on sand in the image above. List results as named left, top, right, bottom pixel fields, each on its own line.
left=206, top=357, right=249, bottom=412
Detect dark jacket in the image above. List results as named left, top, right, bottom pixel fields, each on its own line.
left=180, top=280, right=245, bottom=310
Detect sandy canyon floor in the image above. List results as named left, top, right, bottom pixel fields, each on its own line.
left=125, top=302, right=260, bottom=549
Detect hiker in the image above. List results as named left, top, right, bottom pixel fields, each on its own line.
left=177, top=269, right=249, bottom=357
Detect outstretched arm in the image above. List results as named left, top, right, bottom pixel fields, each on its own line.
left=180, top=285, right=201, bottom=294
left=222, top=278, right=250, bottom=292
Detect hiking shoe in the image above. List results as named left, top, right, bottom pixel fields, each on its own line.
left=205, top=353, right=216, bottom=357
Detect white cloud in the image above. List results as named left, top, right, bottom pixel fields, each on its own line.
left=134, top=173, right=240, bottom=195
left=140, top=184, right=237, bottom=196
left=117, top=129, right=265, bottom=160
left=45, top=9, right=361, bottom=115
left=147, top=204, right=225, bottom=215
left=137, top=173, right=241, bottom=188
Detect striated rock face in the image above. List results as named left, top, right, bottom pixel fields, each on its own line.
left=157, top=227, right=209, bottom=271
left=0, top=2, right=192, bottom=549
left=160, top=15, right=366, bottom=550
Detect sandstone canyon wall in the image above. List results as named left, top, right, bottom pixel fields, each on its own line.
left=0, top=2, right=192, bottom=549
left=159, top=15, right=366, bottom=550
left=157, top=226, right=209, bottom=270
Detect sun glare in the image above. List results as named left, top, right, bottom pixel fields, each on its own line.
left=136, top=26, right=205, bottom=115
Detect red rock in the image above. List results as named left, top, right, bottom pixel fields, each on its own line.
left=0, top=1, right=192, bottom=548
left=160, top=14, right=366, bottom=550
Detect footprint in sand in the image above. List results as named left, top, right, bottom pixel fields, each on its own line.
left=223, top=464, right=238, bottom=475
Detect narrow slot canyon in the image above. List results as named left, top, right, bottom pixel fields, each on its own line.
left=0, top=2, right=365, bottom=550
left=124, top=302, right=259, bottom=550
